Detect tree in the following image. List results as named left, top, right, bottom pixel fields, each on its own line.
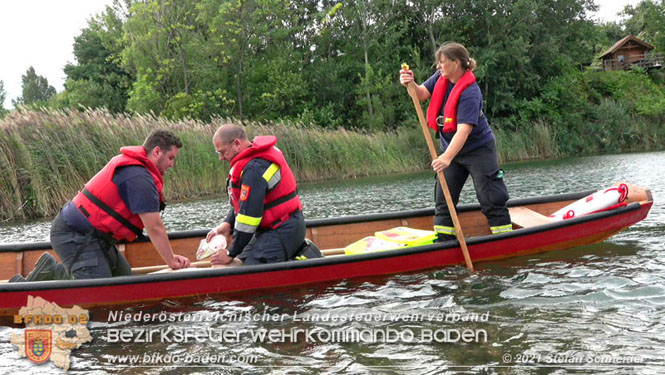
left=622, top=0, right=665, bottom=53
left=313, top=0, right=409, bottom=129
left=400, top=0, right=597, bottom=123
left=13, top=67, right=56, bottom=106
left=54, top=0, right=617, bottom=131
left=122, top=0, right=215, bottom=116
left=202, top=0, right=257, bottom=121
left=238, top=0, right=313, bottom=121
left=62, top=1, right=133, bottom=112
left=593, top=22, right=626, bottom=54
left=201, top=0, right=312, bottom=122
left=0, top=80, right=8, bottom=116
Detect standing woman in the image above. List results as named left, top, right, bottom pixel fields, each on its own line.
left=400, top=42, right=512, bottom=242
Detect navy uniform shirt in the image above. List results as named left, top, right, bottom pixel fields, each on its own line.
left=224, top=158, right=275, bottom=257
left=62, top=166, right=160, bottom=233
left=423, top=71, right=494, bottom=154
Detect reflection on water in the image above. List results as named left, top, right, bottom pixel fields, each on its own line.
left=1, top=151, right=664, bottom=373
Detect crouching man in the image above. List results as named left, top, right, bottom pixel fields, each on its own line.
left=206, top=124, right=306, bottom=266
left=10, top=129, right=190, bottom=282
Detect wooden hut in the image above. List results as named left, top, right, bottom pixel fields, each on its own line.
left=599, top=34, right=662, bottom=71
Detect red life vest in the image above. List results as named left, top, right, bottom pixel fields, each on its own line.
left=71, top=146, right=164, bottom=241
left=426, top=70, right=476, bottom=133
left=228, top=136, right=302, bottom=229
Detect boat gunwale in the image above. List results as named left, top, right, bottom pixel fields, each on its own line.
left=0, top=190, right=596, bottom=253
left=0, top=199, right=649, bottom=293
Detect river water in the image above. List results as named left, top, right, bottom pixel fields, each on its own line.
left=1, top=151, right=664, bottom=373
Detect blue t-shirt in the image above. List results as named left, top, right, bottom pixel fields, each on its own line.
left=423, top=71, right=494, bottom=154
left=62, top=165, right=160, bottom=233
left=112, top=166, right=160, bottom=214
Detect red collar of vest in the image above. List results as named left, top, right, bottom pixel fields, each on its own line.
left=230, top=136, right=277, bottom=166
left=119, top=145, right=164, bottom=192
left=427, top=70, right=476, bottom=133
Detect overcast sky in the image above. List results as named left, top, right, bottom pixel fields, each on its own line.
left=0, top=0, right=645, bottom=109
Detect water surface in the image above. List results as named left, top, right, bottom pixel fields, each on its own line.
left=1, top=151, right=664, bottom=373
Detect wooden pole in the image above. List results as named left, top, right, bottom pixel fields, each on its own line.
left=132, top=260, right=211, bottom=274
left=402, top=65, right=474, bottom=271
left=131, top=248, right=348, bottom=274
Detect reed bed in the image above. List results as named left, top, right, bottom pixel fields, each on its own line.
left=494, top=121, right=558, bottom=162
left=4, top=108, right=659, bottom=222
left=0, top=109, right=429, bottom=221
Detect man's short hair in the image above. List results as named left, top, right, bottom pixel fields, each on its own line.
left=214, top=124, right=247, bottom=144
left=143, top=129, right=183, bottom=152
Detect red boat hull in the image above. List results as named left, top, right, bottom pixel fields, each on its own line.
left=0, top=200, right=651, bottom=316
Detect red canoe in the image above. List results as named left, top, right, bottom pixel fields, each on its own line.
left=0, top=184, right=653, bottom=316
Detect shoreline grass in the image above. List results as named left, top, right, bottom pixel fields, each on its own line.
left=1, top=108, right=663, bottom=222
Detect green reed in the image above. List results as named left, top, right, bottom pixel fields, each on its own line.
left=3, top=108, right=660, bottom=222
left=494, top=120, right=559, bottom=162
left=0, top=109, right=429, bottom=221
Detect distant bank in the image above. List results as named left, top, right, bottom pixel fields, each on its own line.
left=0, top=108, right=663, bottom=221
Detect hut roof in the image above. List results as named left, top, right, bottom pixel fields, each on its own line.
left=600, top=34, right=655, bottom=59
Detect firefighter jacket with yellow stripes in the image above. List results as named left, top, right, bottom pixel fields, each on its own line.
left=227, top=136, right=302, bottom=231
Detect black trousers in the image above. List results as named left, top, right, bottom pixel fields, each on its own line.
left=434, top=140, right=511, bottom=230
left=50, top=212, right=132, bottom=279
left=238, top=211, right=306, bottom=265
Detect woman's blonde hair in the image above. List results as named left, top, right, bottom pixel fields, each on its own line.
left=435, top=42, right=477, bottom=71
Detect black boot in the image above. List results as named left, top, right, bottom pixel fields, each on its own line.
left=52, top=263, right=72, bottom=280
left=8, top=254, right=72, bottom=282
left=8, top=253, right=67, bottom=283
left=15, top=253, right=63, bottom=281
left=25, top=252, right=58, bottom=282
left=8, top=274, right=26, bottom=283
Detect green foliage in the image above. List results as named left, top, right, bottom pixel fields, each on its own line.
left=586, top=70, right=665, bottom=117
left=62, top=2, right=133, bottom=113
left=294, top=103, right=344, bottom=128
left=126, top=70, right=164, bottom=113
left=55, top=79, right=125, bottom=111
left=13, top=67, right=56, bottom=107
left=3, top=0, right=658, bottom=182
left=32, top=0, right=658, bottom=136
left=0, top=80, right=7, bottom=118
left=512, top=69, right=665, bottom=156
left=494, top=121, right=558, bottom=162
left=622, top=0, right=665, bottom=53
left=122, top=0, right=202, bottom=113
left=162, top=89, right=235, bottom=120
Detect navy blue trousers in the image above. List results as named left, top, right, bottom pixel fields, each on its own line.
left=50, top=212, right=132, bottom=279
left=434, top=141, right=511, bottom=229
left=238, top=211, right=306, bottom=265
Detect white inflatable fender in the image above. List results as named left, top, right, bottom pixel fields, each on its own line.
left=549, top=183, right=629, bottom=221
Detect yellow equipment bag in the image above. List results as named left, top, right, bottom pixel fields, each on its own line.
left=343, top=227, right=436, bottom=255
left=374, top=227, right=437, bottom=247
left=343, top=236, right=406, bottom=255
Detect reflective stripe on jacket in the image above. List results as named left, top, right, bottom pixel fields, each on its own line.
left=228, top=136, right=302, bottom=229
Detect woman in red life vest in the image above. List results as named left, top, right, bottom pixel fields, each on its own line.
left=400, top=42, right=512, bottom=241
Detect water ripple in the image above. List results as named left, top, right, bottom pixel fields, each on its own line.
left=2, top=151, right=665, bottom=374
